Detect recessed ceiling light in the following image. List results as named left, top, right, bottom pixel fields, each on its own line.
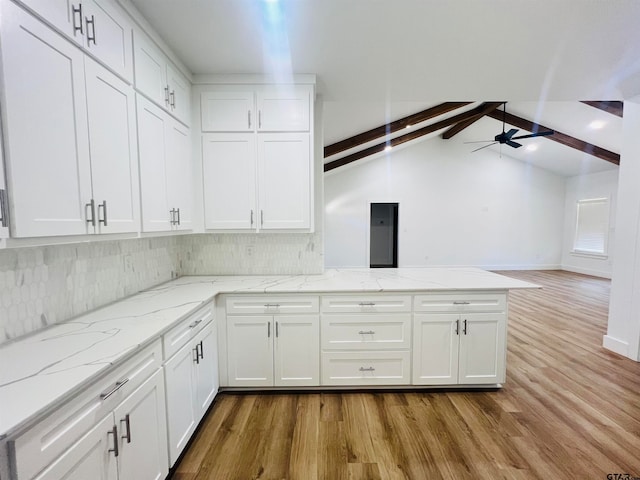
left=589, top=120, right=606, bottom=129
left=525, top=144, right=538, bottom=152
left=384, top=145, right=392, bottom=152
left=405, top=125, right=412, bottom=129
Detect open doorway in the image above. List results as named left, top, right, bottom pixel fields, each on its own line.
left=370, top=203, right=398, bottom=268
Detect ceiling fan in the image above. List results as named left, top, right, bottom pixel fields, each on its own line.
left=466, top=103, right=554, bottom=153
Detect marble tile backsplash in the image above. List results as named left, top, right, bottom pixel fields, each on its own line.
left=0, top=232, right=323, bottom=344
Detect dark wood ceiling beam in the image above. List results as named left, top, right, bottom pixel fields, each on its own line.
left=486, top=109, right=620, bottom=165
left=324, top=102, right=472, bottom=158
left=580, top=101, right=624, bottom=117
left=441, top=102, right=504, bottom=139
left=325, top=103, right=499, bottom=172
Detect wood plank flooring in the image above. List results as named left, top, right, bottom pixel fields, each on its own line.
left=171, top=271, right=640, bottom=480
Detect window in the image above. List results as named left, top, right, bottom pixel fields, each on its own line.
left=573, top=197, right=609, bottom=255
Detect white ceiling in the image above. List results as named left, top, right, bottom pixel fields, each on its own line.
left=129, top=0, right=630, bottom=177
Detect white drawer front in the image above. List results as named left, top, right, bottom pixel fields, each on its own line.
left=321, top=295, right=411, bottom=313
left=226, top=296, right=319, bottom=315
left=321, top=351, right=410, bottom=385
left=321, top=314, right=411, bottom=350
left=413, top=292, right=506, bottom=313
left=163, top=304, right=213, bottom=360
left=12, top=340, right=162, bottom=480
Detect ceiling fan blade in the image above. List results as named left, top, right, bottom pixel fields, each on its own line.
left=471, top=142, right=498, bottom=152
left=506, top=140, right=522, bottom=149
left=511, top=130, right=554, bottom=140
left=505, top=128, right=519, bottom=139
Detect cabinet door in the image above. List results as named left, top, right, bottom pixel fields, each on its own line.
left=85, top=57, right=139, bottom=234
left=83, top=0, right=133, bottom=82
left=164, top=342, right=198, bottom=466
left=17, top=0, right=81, bottom=44
left=115, top=369, right=168, bottom=480
left=137, top=95, right=171, bottom=232
left=201, top=91, right=254, bottom=132
left=227, top=316, right=273, bottom=387
left=257, top=86, right=310, bottom=132
left=458, top=313, right=506, bottom=385
left=257, top=133, right=310, bottom=230
left=194, top=321, right=219, bottom=415
left=166, top=62, right=191, bottom=126
left=133, top=31, right=168, bottom=108
left=33, top=414, right=117, bottom=480
left=274, top=315, right=319, bottom=387
left=412, top=313, right=459, bottom=385
left=202, top=133, right=257, bottom=230
left=165, top=119, right=192, bottom=230
left=0, top=1, right=92, bottom=237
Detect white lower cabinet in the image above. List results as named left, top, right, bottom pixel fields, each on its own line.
left=227, top=315, right=320, bottom=387
left=163, top=307, right=218, bottom=466
left=412, top=312, right=506, bottom=385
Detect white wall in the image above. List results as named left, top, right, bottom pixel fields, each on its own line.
left=324, top=137, right=566, bottom=269
left=561, top=170, right=618, bottom=278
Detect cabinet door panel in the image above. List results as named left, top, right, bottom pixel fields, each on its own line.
left=458, top=313, right=506, bottom=385
left=257, top=86, right=310, bottom=132
left=201, top=91, right=254, bottom=132
left=85, top=57, right=138, bottom=234
left=33, top=414, right=117, bottom=480
left=0, top=2, right=92, bottom=237
left=202, top=133, right=256, bottom=230
left=133, top=31, right=167, bottom=108
left=194, top=322, right=219, bottom=415
left=115, top=369, right=168, bottom=480
left=257, top=133, right=310, bottom=230
left=137, top=95, right=170, bottom=232
left=83, top=0, right=133, bottom=81
left=274, top=315, right=319, bottom=386
left=227, top=316, right=273, bottom=387
left=412, top=313, right=459, bottom=385
left=165, top=342, right=198, bottom=466
left=165, top=119, right=192, bottom=230
left=166, top=62, right=191, bottom=125
left=18, top=0, right=80, bottom=43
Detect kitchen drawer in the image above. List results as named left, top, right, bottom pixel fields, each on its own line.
left=163, top=303, right=213, bottom=360
left=321, top=351, right=410, bottom=386
left=225, top=295, right=319, bottom=315
left=321, top=314, right=411, bottom=350
left=12, top=340, right=162, bottom=480
left=413, top=292, right=506, bottom=313
left=321, top=295, right=411, bottom=314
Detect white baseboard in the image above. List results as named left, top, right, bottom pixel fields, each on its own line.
left=562, top=264, right=612, bottom=279
left=603, top=335, right=630, bottom=357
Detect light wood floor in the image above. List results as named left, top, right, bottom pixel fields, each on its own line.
left=171, top=271, right=640, bottom=480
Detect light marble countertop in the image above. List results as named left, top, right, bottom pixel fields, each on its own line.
left=0, top=268, right=538, bottom=440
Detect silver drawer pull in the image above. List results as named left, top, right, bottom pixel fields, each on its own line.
left=100, top=378, right=129, bottom=400
left=264, top=303, right=281, bottom=308
left=358, top=302, right=376, bottom=307
left=358, top=330, right=375, bottom=335
left=359, top=367, right=375, bottom=372
left=189, top=319, right=203, bottom=329
left=453, top=301, right=470, bottom=305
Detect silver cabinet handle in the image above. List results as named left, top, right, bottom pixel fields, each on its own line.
left=248, top=110, right=252, bottom=129
left=267, top=321, right=271, bottom=338
left=72, top=4, right=83, bottom=35
left=250, top=209, right=254, bottom=226
left=275, top=321, right=279, bottom=338
left=164, top=86, right=170, bottom=107
left=358, top=330, right=375, bottom=335
left=0, top=189, right=8, bottom=228
left=453, top=301, right=470, bottom=305
left=193, top=344, right=200, bottom=364
left=358, top=302, right=376, bottom=307
left=261, top=209, right=264, bottom=226
left=98, top=200, right=107, bottom=226
left=170, top=90, right=176, bottom=108
left=121, top=414, right=131, bottom=443
left=198, top=340, right=204, bottom=360
left=85, top=15, right=96, bottom=45
left=258, top=110, right=262, bottom=128
left=108, top=425, right=119, bottom=457
left=189, top=319, right=203, bottom=329
left=86, top=199, right=96, bottom=227
left=455, top=319, right=460, bottom=335
left=100, top=378, right=129, bottom=400
left=463, top=319, right=468, bottom=335
left=264, top=303, right=281, bottom=308
left=176, top=208, right=180, bottom=226
left=359, top=367, right=375, bottom=372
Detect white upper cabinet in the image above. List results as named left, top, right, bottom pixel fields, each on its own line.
left=84, top=57, right=139, bottom=234
left=133, top=30, right=191, bottom=126
left=17, top=0, right=133, bottom=82
left=201, top=91, right=255, bottom=132
left=257, top=87, right=311, bottom=132
left=0, top=0, right=92, bottom=237
left=165, top=119, right=193, bottom=231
